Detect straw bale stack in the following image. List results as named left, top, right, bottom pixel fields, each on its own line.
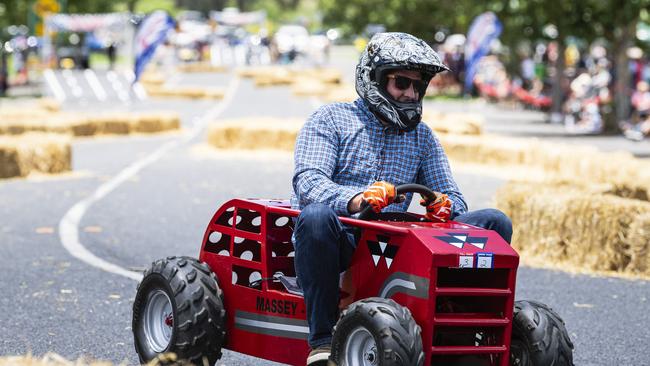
left=290, top=77, right=330, bottom=97
left=207, top=118, right=304, bottom=151
left=144, top=85, right=225, bottom=99
left=253, top=68, right=294, bottom=87
left=37, top=98, right=62, bottom=112
left=423, top=111, right=484, bottom=135
left=139, top=71, right=166, bottom=86
left=0, top=111, right=180, bottom=137
left=0, top=353, right=114, bottom=366
left=131, top=112, right=181, bottom=133
left=177, top=62, right=227, bottom=73
left=626, top=213, right=650, bottom=273
left=300, top=67, right=342, bottom=84
left=323, top=83, right=358, bottom=103
left=236, top=66, right=286, bottom=78
left=495, top=182, right=650, bottom=276
left=0, top=133, right=71, bottom=178
left=438, top=134, right=649, bottom=192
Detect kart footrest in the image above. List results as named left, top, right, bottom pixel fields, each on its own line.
left=278, top=275, right=304, bottom=297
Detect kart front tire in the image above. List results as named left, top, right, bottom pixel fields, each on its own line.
left=133, top=256, right=226, bottom=365
left=510, top=300, right=574, bottom=366
left=331, top=297, right=424, bottom=366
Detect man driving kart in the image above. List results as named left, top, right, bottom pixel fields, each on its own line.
left=291, top=32, right=513, bottom=366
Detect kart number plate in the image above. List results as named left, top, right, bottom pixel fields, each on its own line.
left=476, top=253, right=494, bottom=269
left=458, top=254, right=474, bottom=268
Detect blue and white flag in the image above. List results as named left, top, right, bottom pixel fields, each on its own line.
left=464, top=12, right=502, bottom=93
left=133, top=10, right=175, bottom=82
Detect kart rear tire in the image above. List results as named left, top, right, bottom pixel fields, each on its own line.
left=510, top=300, right=574, bottom=366
left=133, top=256, right=226, bottom=365
left=331, top=297, right=424, bottom=366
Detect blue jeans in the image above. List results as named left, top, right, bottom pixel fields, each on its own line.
left=292, top=204, right=512, bottom=348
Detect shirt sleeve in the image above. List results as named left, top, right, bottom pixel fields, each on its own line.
left=416, top=129, right=468, bottom=215
left=293, top=106, right=361, bottom=215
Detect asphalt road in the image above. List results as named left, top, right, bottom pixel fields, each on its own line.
left=1, top=62, right=649, bottom=366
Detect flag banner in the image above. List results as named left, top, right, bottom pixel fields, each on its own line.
left=133, top=10, right=175, bottom=82
left=464, top=12, right=502, bottom=93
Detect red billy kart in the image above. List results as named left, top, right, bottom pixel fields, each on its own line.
left=132, top=184, right=574, bottom=366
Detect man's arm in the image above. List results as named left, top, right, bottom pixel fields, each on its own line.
left=293, top=106, right=362, bottom=215
left=417, top=131, right=468, bottom=215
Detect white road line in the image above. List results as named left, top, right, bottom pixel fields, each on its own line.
left=84, top=69, right=108, bottom=101
left=43, top=69, right=66, bottom=102
left=124, top=70, right=148, bottom=100
left=59, top=76, right=241, bottom=282
left=132, top=82, right=148, bottom=100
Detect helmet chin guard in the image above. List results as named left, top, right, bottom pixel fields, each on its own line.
left=355, top=32, right=449, bottom=131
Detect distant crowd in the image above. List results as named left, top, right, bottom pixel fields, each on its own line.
left=431, top=39, right=650, bottom=141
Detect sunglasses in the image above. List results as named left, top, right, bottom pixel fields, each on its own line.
left=386, top=74, right=428, bottom=94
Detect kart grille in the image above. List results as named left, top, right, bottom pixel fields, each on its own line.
left=430, top=268, right=515, bottom=366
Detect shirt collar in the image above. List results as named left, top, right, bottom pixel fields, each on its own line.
left=355, top=98, right=408, bottom=135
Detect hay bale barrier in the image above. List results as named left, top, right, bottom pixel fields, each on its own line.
left=0, top=353, right=117, bottom=366
left=0, top=133, right=71, bottom=178
left=144, top=85, right=225, bottom=99
left=495, top=182, right=650, bottom=277
left=177, top=62, right=227, bottom=73
left=439, top=133, right=650, bottom=194
left=0, top=111, right=180, bottom=137
left=207, top=118, right=303, bottom=151
left=423, top=111, right=484, bottom=135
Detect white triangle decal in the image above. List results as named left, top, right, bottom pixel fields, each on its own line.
left=372, top=255, right=381, bottom=266
left=453, top=235, right=467, bottom=242
left=385, top=258, right=393, bottom=268
left=379, top=241, right=387, bottom=253
left=449, top=241, right=464, bottom=249
left=468, top=242, right=485, bottom=249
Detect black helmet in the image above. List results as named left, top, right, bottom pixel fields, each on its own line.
left=355, top=32, right=448, bottom=131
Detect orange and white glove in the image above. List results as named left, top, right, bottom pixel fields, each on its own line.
left=362, top=181, right=396, bottom=213
left=420, top=193, right=452, bottom=222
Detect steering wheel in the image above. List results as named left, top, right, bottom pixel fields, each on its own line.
left=358, top=183, right=438, bottom=221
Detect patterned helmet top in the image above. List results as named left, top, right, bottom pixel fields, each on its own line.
left=355, top=32, right=448, bottom=131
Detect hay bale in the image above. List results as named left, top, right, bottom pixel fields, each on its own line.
left=323, top=84, right=358, bottom=103
left=423, top=111, right=484, bottom=135
left=236, top=66, right=288, bottom=78
left=0, top=353, right=114, bottom=366
left=291, top=77, right=329, bottom=96
left=90, top=114, right=133, bottom=135
left=439, top=133, right=650, bottom=195
left=139, top=71, right=166, bottom=86
left=0, top=133, right=71, bottom=178
left=37, top=98, right=62, bottom=112
left=626, top=213, right=650, bottom=274
left=300, top=67, right=342, bottom=84
left=207, top=118, right=303, bottom=150
left=254, top=68, right=294, bottom=87
left=144, top=85, right=224, bottom=99
left=0, top=112, right=76, bottom=135
left=495, top=182, right=650, bottom=276
left=131, top=113, right=181, bottom=133
left=177, top=62, right=227, bottom=73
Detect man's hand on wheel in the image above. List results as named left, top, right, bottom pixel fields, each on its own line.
left=420, top=193, right=452, bottom=222
left=362, top=181, right=396, bottom=213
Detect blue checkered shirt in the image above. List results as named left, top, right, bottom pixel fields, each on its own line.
left=291, top=98, right=467, bottom=216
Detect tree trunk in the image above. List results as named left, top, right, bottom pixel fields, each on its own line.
left=127, top=0, right=138, bottom=13
left=550, top=40, right=566, bottom=123
left=609, top=22, right=636, bottom=132
left=237, top=0, right=247, bottom=11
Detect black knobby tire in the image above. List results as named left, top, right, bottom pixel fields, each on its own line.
left=133, top=256, right=226, bottom=365
left=510, top=300, right=574, bottom=366
left=331, top=297, right=424, bottom=366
